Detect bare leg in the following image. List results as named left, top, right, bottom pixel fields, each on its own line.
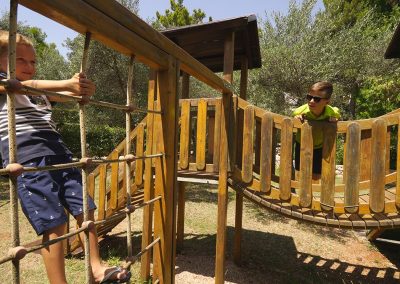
left=41, top=223, right=68, bottom=284
left=75, top=210, right=129, bottom=283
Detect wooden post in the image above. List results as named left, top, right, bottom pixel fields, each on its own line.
left=215, top=32, right=235, bottom=284
left=177, top=72, right=190, bottom=252
left=234, top=56, right=248, bottom=265
left=153, top=57, right=180, bottom=284
left=141, top=71, right=157, bottom=281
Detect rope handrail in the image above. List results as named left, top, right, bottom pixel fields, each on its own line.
left=0, top=80, right=162, bottom=114
left=0, top=221, right=94, bottom=265
left=0, top=153, right=164, bottom=177
left=123, top=237, right=160, bottom=269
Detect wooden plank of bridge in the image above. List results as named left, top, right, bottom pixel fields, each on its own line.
left=135, top=123, right=144, bottom=186
left=359, top=130, right=372, bottom=181
left=370, top=119, right=387, bottom=213
left=343, top=122, right=361, bottom=214
left=153, top=57, right=179, bottom=284
left=215, top=32, right=234, bottom=284
left=177, top=73, right=190, bottom=252
left=260, top=112, right=274, bottom=193
left=196, top=99, right=207, bottom=170
left=141, top=71, right=156, bottom=281
left=213, top=99, right=222, bottom=172
left=88, top=173, right=95, bottom=199
left=279, top=118, right=293, bottom=201
left=320, top=123, right=338, bottom=211
left=255, top=119, right=261, bottom=175
left=98, top=164, right=107, bottom=221
left=299, top=123, right=313, bottom=207
left=397, top=119, right=400, bottom=209
left=110, top=149, right=119, bottom=210
left=235, top=57, right=248, bottom=170
left=179, top=100, right=191, bottom=169
left=242, top=105, right=255, bottom=183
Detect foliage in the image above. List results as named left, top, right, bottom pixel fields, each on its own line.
left=63, top=0, right=148, bottom=133
left=66, top=36, right=148, bottom=128
left=152, top=0, right=211, bottom=30
left=58, top=123, right=125, bottom=157
left=356, top=76, right=400, bottom=118
left=249, top=0, right=400, bottom=120
left=0, top=12, right=69, bottom=80
left=323, top=0, right=400, bottom=29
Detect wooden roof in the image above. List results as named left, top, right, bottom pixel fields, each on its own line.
left=385, top=22, right=400, bottom=58
left=161, top=15, right=261, bottom=72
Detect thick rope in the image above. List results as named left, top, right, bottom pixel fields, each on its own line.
left=7, top=1, right=20, bottom=283
left=0, top=80, right=162, bottom=114
left=126, top=55, right=135, bottom=260
left=80, top=31, right=92, bottom=284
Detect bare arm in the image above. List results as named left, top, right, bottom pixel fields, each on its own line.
left=0, top=73, right=95, bottom=102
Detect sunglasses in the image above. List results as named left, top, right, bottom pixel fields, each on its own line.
left=306, top=94, right=326, bottom=103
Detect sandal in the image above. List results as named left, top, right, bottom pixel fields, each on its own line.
left=99, top=266, right=132, bottom=284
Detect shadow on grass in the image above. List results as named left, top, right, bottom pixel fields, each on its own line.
left=175, top=226, right=399, bottom=284
left=372, top=228, right=400, bottom=272
left=0, top=177, right=9, bottom=205
left=90, top=227, right=399, bottom=283
left=184, top=183, right=236, bottom=203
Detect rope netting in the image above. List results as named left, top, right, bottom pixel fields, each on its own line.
left=0, top=1, right=163, bottom=283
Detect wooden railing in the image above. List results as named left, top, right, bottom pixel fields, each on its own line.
left=178, top=98, right=222, bottom=174
left=234, top=98, right=400, bottom=215
left=173, top=96, right=400, bottom=216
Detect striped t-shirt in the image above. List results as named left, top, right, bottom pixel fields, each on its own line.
left=0, top=72, right=71, bottom=165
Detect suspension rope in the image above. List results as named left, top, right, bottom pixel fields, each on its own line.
left=7, top=1, right=20, bottom=283
left=0, top=196, right=161, bottom=265
left=123, top=237, right=160, bottom=268
left=0, top=80, right=163, bottom=114
left=0, top=154, right=165, bottom=177
left=126, top=55, right=135, bottom=261
left=80, top=31, right=92, bottom=284
left=0, top=221, right=95, bottom=265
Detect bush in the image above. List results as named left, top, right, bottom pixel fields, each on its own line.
left=58, top=123, right=126, bottom=157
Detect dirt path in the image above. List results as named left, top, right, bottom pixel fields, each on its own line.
left=173, top=185, right=399, bottom=283
left=0, top=184, right=399, bottom=283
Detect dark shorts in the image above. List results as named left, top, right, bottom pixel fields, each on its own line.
left=17, top=155, right=96, bottom=235
left=294, top=142, right=323, bottom=175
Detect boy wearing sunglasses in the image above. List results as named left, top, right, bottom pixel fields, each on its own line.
left=292, top=81, right=340, bottom=180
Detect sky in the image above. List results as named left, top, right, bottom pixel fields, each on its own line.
left=0, top=0, right=324, bottom=57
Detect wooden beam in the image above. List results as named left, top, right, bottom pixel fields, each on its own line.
left=82, top=0, right=233, bottom=93
left=20, top=0, right=169, bottom=70
left=153, top=57, right=180, bottom=284
left=215, top=32, right=234, bottom=284
left=141, top=71, right=157, bottom=281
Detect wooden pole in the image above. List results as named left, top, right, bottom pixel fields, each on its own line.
left=177, top=72, right=190, bottom=252
left=153, top=57, right=179, bottom=284
left=215, top=32, right=235, bottom=284
left=141, top=70, right=157, bottom=281
left=234, top=56, right=248, bottom=265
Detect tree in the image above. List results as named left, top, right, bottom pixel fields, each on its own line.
left=323, top=0, right=400, bottom=29
left=152, top=0, right=211, bottom=30
left=0, top=12, right=68, bottom=80
left=249, top=0, right=400, bottom=120
left=65, top=0, right=146, bottom=127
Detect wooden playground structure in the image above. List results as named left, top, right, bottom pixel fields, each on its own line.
left=1, top=1, right=400, bottom=283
